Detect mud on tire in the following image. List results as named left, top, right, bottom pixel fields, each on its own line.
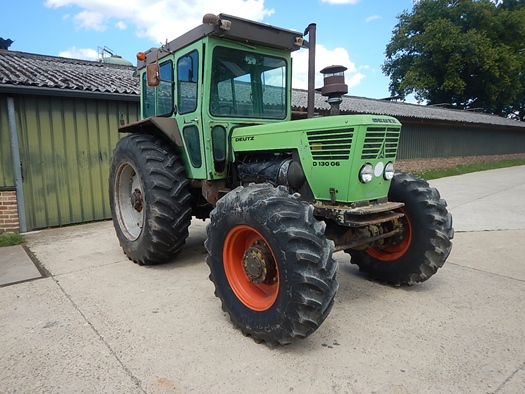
left=205, top=184, right=338, bottom=345
left=109, top=134, right=191, bottom=265
left=348, top=171, right=453, bottom=285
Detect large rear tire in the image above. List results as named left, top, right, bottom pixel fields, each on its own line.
left=347, top=171, right=453, bottom=285
left=109, top=134, right=191, bottom=265
left=205, top=184, right=338, bottom=345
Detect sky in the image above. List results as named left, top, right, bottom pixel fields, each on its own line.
left=3, top=0, right=418, bottom=99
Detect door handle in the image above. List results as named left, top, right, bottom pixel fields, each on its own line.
left=184, top=117, right=199, bottom=124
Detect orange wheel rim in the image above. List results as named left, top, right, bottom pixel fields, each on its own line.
left=223, top=225, right=279, bottom=311
left=367, top=208, right=412, bottom=261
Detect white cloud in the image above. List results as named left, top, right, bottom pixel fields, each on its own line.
left=365, top=15, right=381, bottom=23
left=58, top=46, right=98, bottom=60
left=115, top=21, right=127, bottom=30
left=291, top=44, right=366, bottom=92
left=45, top=0, right=274, bottom=43
left=320, top=0, right=360, bottom=4
left=73, top=10, right=107, bottom=31
left=346, top=72, right=367, bottom=89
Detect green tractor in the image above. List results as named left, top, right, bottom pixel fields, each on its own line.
left=109, top=14, right=453, bottom=345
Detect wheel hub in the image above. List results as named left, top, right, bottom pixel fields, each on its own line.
left=242, top=241, right=276, bottom=284
left=130, top=188, right=143, bottom=212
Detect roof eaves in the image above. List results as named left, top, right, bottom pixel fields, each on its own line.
left=0, top=83, right=139, bottom=102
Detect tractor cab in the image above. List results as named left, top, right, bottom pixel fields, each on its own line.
left=122, top=14, right=304, bottom=181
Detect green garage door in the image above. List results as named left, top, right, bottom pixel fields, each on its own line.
left=13, top=95, right=138, bottom=230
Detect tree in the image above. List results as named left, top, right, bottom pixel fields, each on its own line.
left=383, top=0, right=525, bottom=118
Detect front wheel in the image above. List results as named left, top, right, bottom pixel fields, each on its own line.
left=347, top=171, right=453, bottom=285
left=205, top=184, right=338, bottom=345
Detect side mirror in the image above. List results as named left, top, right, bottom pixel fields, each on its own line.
left=146, top=63, right=160, bottom=87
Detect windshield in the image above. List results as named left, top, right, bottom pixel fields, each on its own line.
left=210, top=46, right=287, bottom=119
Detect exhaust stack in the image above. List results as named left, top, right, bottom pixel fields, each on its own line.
left=320, top=65, right=348, bottom=116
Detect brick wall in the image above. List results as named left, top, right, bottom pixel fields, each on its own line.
left=0, top=190, right=19, bottom=234
left=396, top=153, right=525, bottom=173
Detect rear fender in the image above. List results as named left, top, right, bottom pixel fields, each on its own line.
left=119, top=117, right=183, bottom=146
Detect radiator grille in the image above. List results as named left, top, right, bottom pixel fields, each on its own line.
left=306, top=128, right=353, bottom=160
left=361, top=127, right=401, bottom=160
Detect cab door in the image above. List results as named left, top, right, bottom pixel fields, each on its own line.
left=174, top=42, right=207, bottom=179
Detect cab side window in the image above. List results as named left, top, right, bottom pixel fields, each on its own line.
left=142, top=60, right=174, bottom=118
left=177, top=50, right=199, bottom=114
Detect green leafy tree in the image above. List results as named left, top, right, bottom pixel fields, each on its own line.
left=383, top=0, right=525, bottom=118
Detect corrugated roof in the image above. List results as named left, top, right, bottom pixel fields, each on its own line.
left=0, top=50, right=138, bottom=94
left=1, top=50, right=523, bottom=129
left=293, top=89, right=525, bottom=128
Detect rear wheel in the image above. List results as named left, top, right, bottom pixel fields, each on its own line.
left=347, top=171, right=453, bottom=285
left=109, top=134, right=191, bottom=265
left=205, top=184, right=338, bottom=345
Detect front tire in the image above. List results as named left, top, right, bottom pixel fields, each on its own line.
left=109, top=134, right=191, bottom=265
left=348, top=171, right=453, bottom=285
left=205, top=184, right=338, bottom=345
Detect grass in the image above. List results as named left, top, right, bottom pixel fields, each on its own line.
left=414, top=159, right=525, bottom=180
left=0, top=232, right=25, bottom=247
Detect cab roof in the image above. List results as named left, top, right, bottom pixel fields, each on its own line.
left=137, top=13, right=304, bottom=70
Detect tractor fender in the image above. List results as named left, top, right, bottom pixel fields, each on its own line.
left=118, top=117, right=183, bottom=146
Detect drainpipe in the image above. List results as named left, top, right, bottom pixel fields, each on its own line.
left=305, top=23, right=316, bottom=118
left=7, top=96, right=27, bottom=233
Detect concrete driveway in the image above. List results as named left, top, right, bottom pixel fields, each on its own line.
left=1, top=166, right=524, bottom=394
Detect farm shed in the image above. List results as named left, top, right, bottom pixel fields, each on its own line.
left=0, top=50, right=139, bottom=232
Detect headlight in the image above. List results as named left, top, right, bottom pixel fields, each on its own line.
left=359, top=163, right=374, bottom=183
left=384, top=162, right=395, bottom=180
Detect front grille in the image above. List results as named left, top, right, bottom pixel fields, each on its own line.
left=361, top=127, right=401, bottom=160
left=306, top=128, right=353, bottom=160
